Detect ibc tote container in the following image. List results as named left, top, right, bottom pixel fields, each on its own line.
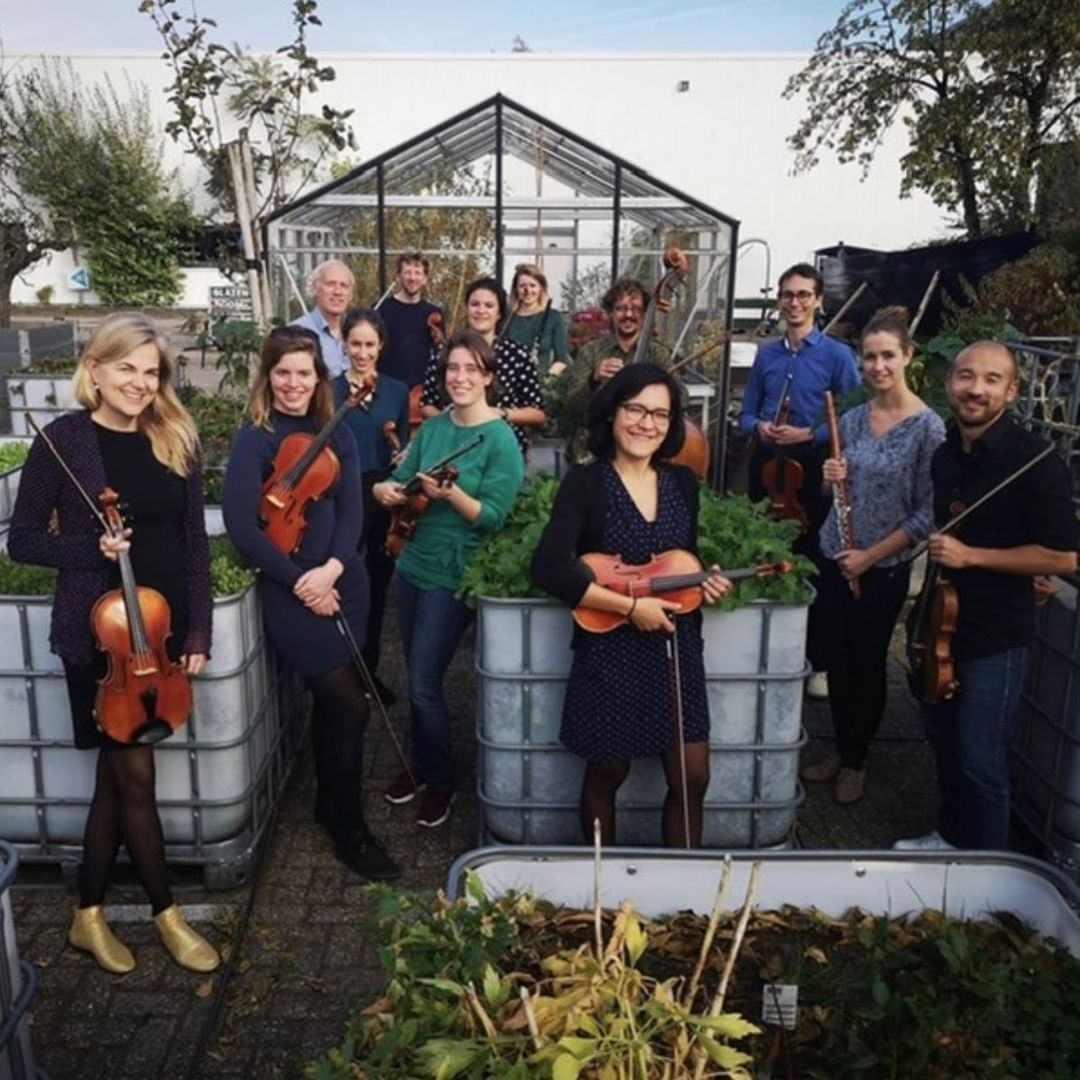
left=475, top=596, right=808, bottom=848
left=0, top=582, right=305, bottom=889
left=0, top=841, right=38, bottom=1080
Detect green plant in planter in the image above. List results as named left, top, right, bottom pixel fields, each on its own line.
left=22, top=357, right=79, bottom=376
left=0, top=535, right=252, bottom=598
left=182, top=388, right=248, bottom=504
left=0, top=442, right=31, bottom=473
left=458, top=474, right=815, bottom=607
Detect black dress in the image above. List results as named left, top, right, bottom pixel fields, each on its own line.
left=556, top=462, right=709, bottom=762
left=65, top=426, right=190, bottom=749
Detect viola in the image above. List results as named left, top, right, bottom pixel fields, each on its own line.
left=259, top=374, right=376, bottom=556
left=382, top=419, right=402, bottom=458
left=630, top=245, right=710, bottom=481
left=760, top=375, right=809, bottom=532
left=905, top=563, right=959, bottom=703
left=573, top=548, right=794, bottom=633
left=384, top=433, right=485, bottom=557
left=91, top=489, right=193, bottom=744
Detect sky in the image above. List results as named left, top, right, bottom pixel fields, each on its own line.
left=1, top=0, right=846, bottom=54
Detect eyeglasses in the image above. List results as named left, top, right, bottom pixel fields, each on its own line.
left=620, top=402, right=671, bottom=426
left=779, top=289, right=817, bottom=303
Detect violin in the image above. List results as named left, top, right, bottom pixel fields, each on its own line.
left=760, top=375, right=809, bottom=532
left=91, top=489, right=193, bottom=744
left=631, top=246, right=710, bottom=481
left=573, top=548, right=794, bottom=633
left=384, top=433, right=485, bottom=557
left=259, top=374, right=376, bottom=556
left=382, top=419, right=402, bottom=458
left=905, top=563, right=959, bottom=703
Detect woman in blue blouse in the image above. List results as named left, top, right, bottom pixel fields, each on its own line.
left=334, top=307, right=410, bottom=701
left=801, top=307, right=945, bottom=804
left=223, top=326, right=399, bottom=881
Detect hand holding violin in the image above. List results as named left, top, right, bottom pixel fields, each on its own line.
left=415, top=470, right=456, bottom=501
left=928, top=533, right=974, bottom=569
left=628, top=566, right=730, bottom=634
left=772, top=424, right=813, bottom=446
left=372, top=480, right=408, bottom=508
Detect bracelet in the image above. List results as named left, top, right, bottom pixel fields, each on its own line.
left=627, top=596, right=638, bottom=619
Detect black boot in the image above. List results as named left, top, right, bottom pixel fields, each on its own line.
left=331, top=827, right=401, bottom=881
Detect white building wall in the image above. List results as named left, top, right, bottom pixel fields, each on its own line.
left=9, top=51, right=949, bottom=309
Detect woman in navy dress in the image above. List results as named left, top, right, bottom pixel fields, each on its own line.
left=531, top=364, right=731, bottom=847
left=223, top=326, right=399, bottom=881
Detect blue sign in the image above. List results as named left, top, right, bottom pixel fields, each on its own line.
left=69, top=267, right=91, bottom=291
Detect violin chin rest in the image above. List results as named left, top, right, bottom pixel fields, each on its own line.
left=132, top=719, right=174, bottom=746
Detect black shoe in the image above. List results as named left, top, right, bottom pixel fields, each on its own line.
left=367, top=675, right=397, bottom=707
left=331, top=828, right=402, bottom=881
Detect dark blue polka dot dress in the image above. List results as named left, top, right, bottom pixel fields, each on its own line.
left=560, top=462, right=709, bottom=762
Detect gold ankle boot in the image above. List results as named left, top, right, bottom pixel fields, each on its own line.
left=154, top=905, right=220, bottom=972
left=69, top=905, right=135, bottom=974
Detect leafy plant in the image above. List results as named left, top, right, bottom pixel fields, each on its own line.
left=196, top=318, right=262, bottom=392
left=0, top=441, right=30, bottom=473
left=21, top=356, right=78, bottom=376
left=182, top=387, right=248, bottom=503
left=0, top=535, right=250, bottom=598
left=458, top=475, right=815, bottom=607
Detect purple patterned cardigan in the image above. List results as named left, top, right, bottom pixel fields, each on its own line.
left=7, top=410, right=213, bottom=666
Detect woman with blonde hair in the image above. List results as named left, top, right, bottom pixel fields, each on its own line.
left=223, top=326, right=400, bottom=881
left=505, top=263, right=570, bottom=377
left=9, top=312, right=219, bottom=974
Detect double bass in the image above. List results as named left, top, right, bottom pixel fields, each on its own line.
left=631, top=246, right=710, bottom=481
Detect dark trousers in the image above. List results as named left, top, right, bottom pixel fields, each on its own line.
left=817, top=558, right=911, bottom=769
left=361, top=476, right=395, bottom=673
left=922, top=646, right=1027, bottom=849
left=748, top=440, right=830, bottom=670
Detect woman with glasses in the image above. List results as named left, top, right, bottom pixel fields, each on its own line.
left=531, top=363, right=731, bottom=847
left=373, top=330, right=525, bottom=828
left=418, top=276, right=545, bottom=458
left=222, top=326, right=400, bottom=882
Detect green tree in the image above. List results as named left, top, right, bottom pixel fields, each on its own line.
left=785, top=0, right=1080, bottom=237
left=0, top=59, right=191, bottom=319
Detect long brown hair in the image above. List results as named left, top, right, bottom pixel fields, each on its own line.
left=248, top=327, right=335, bottom=430
left=72, top=312, right=199, bottom=476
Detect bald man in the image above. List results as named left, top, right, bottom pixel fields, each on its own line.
left=291, top=259, right=355, bottom=377
left=895, top=341, right=1077, bottom=852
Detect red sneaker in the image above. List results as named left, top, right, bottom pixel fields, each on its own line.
left=384, top=770, right=426, bottom=805
left=416, top=788, right=454, bottom=828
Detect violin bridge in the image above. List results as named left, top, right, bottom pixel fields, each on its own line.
left=265, top=494, right=286, bottom=509
left=133, top=663, right=159, bottom=677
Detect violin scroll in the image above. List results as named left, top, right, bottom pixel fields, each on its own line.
left=426, top=311, right=445, bottom=348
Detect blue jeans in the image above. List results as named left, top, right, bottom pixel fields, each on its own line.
left=395, top=574, right=474, bottom=792
left=922, top=646, right=1027, bottom=849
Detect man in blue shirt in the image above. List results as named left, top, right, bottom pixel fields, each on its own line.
left=291, top=259, right=355, bottom=377
left=739, top=263, right=861, bottom=693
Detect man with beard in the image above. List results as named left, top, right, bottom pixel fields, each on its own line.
left=563, top=278, right=676, bottom=464
left=291, top=259, right=355, bottom=377
left=894, top=341, right=1077, bottom=851
left=377, top=252, right=442, bottom=390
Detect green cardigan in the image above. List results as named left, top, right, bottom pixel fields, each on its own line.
left=391, top=412, right=525, bottom=591
left=506, top=307, right=570, bottom=375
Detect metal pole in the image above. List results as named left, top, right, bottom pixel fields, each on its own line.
left=495, top=99, right=504, bottom=283
left=714, top=221, right=739, bottom=490
left=376, top=162, right=387, bottom=297
left=611, top=162, right=622, bottom=285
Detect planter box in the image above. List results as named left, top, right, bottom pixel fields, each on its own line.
left=475, top=596, right=808, bottom=848
left=0, top=582, right=307, bottom=890
left=2, top=373, right=77, bottom=436
left=0, top=841, right=38, bottom=1080
left=1011, top=574, right=1080, bottom=863
left=447, top=848, right=1080, bottom=959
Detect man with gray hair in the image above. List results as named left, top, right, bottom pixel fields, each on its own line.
left=290, top=259, right=355, bottom=377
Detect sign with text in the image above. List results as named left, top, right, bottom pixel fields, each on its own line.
left=208, top=285, right=254, bottom=320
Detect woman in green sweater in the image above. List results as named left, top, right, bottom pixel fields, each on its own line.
left=505, top=263, right=570, bottom=377
left=373, top=330, right=524, bottom=827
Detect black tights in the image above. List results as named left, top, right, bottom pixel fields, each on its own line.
left=79, top=744, right=172, bottom=914
left=308, top=663, right=370, bottom=832
left=580, top=742, right=710, bottom=848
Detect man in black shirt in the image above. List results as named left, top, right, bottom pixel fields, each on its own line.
left=377, top=252, right=442, bottom=390
left=895, top=341, right=1077, bottom=851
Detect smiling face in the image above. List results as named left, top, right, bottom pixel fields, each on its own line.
left=466, top=288, right=501, bottom=340
left=444, top=345, right=493, bottom=409
left=778, top=272, right=821, bottom=334
left=312, top=264, right=354, bottom=320
left=88, top=341, right=162, bottom=430
left=612, top=382, right=672, bottom=463
left=611, top=293, right=645, bottom=343
left=946, top=342, right=1018, bottom=434
left=269, top=349, right=319, bottom=416
left=397, top=259, right=428, bottom=299
left=860, top=330, right=912, bottom=394
left=515, top=272, right=543, bottom=312
left=345, top=319, right=382, bottom=379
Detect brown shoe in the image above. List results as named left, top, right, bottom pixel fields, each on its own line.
left=800, top=753, right=842, bottom=783
left=834, top=767, right=866, bottom=805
